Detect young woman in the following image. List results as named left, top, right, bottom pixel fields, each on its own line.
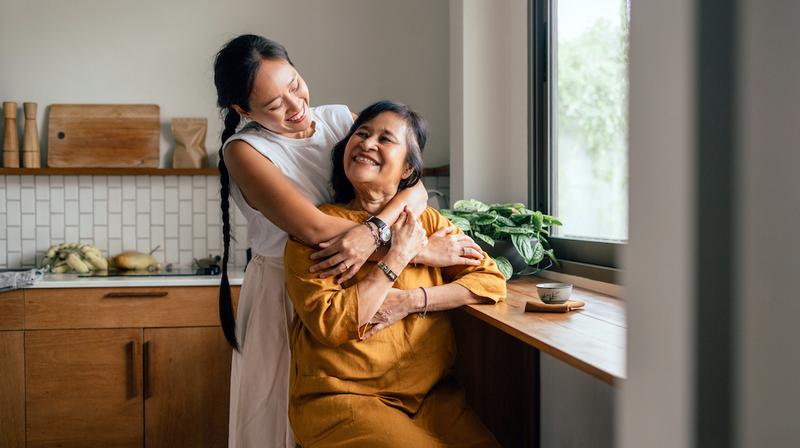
left=213, top=35, right=484, bottom=447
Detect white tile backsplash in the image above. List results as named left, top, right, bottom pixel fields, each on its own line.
left=51, top=188, right=64, bottom=213
left=0, top=175, right=244, bottom=269
left=7, top=176, right=21, bottom=199
left=7, top=201, right=21, bottom=226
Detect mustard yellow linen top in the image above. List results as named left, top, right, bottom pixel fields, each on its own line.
left=284, top=204, right=506, bottom=414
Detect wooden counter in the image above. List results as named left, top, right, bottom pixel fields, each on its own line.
left=464, top=276, right=626, bottom=385
left=451, top=276, right=625, bottom=447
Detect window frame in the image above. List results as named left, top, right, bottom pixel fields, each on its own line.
left=528, top=0, right=625, bottom=283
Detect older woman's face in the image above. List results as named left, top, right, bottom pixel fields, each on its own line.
left=343, top=112, right=413, bottom=191
left=233, top=58, right=311, bottom=137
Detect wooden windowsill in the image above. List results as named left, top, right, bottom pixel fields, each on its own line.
left=461, top=276, right=626, bottom=385
left=0, top=167, right=218, bottom=176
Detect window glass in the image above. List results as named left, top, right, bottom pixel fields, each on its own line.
left=552, top=0, right=630, bottom=241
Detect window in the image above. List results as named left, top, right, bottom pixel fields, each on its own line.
left=529, top=0, right=630, bottom=277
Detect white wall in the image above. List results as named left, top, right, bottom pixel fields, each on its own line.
left=738, top=0, right=800, bottom=445
left=620, top=0, right=696, bottom=446
left=449, top=0, right=528, bottom=204
left=0, top=0, right=450, bottom=167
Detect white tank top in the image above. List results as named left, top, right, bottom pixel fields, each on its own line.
left=222, top=104, right=354, bottom=258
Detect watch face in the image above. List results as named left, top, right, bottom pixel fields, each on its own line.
left=379, top=227, right=392, bottom=242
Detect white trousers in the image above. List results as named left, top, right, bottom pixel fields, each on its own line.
left=229, top=254, right=295, bottom=448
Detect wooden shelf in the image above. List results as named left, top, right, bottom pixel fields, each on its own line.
left=1, top=166, right=447, bottom=177
left=0, top=167, right=218, bottom=176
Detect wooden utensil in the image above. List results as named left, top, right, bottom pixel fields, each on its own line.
left=22, top=102, right=40, bottom=168
left=47, top=104, right=160, bottom=168
left=3, top=101, right=20, bottom=167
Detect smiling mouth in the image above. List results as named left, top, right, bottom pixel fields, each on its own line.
left=286, top=104, right=306, bottom=124
left=353, top=154, right=380, bottom=166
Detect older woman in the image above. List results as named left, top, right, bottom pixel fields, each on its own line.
left=284, top=101, right=506, bottom=447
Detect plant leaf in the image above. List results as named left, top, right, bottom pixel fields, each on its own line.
left=543, top=215, right=563, bottom=226
left=447, top=216, right=472, bottom=232
left=494, top=215, right=516, bottom=227
left=495, top=225, right=536, bottom=235
left=529, top=239, right=545, bottom=265
left=493, top=256, right=513, bottom=280
left=453, top=199, right=489, bottom=213
left=511, top=214, right=533, bottom=225
left=474, top=232, right=495, bottom=247
left=544, top=248, right=559, bottom=266
left=439, top=209, right=457, bottom=220
left=511, top=234, right=534, bottom=264
left=532, top=211, right=544, bottom=232
left=474, top=214, right=498, bottom=225
left=489, top=206, right=517, bottom=217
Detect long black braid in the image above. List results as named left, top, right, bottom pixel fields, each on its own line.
left=213, top=34, right=293, bottom=351
left=217, top=109, right=241, bottom=350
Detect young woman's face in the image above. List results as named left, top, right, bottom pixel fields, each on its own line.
left=234, top=58, right=311, bottom=137
left=343, top=112, right=413, bottom=192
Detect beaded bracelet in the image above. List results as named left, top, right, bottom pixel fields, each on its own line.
left=418, top=287, right=428, bottom=318
left=363, top=221, right=381, bottom=247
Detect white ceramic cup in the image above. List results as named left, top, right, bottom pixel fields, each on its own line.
left=536, top=282, right=573, bottom=304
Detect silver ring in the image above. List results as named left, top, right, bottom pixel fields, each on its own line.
left=342, top=263, right=349, bottom=271
left=462, top=246, right=467, bottom=256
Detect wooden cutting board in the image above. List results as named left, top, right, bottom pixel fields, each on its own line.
left=47, top=104, right=160, bottom=168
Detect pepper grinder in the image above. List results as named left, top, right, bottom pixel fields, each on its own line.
left=2, top=101, right=20, bottom=168
left=22, top=102, right=40, bottom=168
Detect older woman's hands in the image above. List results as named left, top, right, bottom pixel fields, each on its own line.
left=309, top=224, right=377, bottom=284
left=362, top=288, right=420, bottom=340
left=388, top=207, right=428, bottom=265
left=414, top=226, right=484, bottom=267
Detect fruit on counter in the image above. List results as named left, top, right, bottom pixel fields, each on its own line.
left=110, top=250, right=161, bottom=272
left=40, top=243, right=109, bottom=273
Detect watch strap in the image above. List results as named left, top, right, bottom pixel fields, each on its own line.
left=377, top=261, right=398, bottom=282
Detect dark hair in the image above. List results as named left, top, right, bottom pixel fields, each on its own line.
left=331, top=100, right=427, bottom=204
left=214, top=34, right=293, bottom=351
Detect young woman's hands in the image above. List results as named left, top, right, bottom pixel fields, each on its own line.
left=413, top=226, right=484, bottom=267
left=309, top=224, right=377, bottom=284
left=387, top=207, right=428, bottom=266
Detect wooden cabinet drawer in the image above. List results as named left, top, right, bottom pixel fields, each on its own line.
left=25, top=286, right=240, bottom=330
left=0, top=289, right=24, bottom=330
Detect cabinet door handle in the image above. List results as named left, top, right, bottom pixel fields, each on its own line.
left=103, top=291, right=168, bottom=299
left=143, top=341, right=151, bottom=399
left=125, top=341, right=136, bottom=399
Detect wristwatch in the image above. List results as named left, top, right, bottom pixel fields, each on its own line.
left=365, top=216, right=392, bottom=246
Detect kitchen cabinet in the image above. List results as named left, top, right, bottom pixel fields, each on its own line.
left=26, top=329, right=144, bottom=448
left=0, top=289, right=25, bottom=448
left=16, top=285, right=239, bottom=448
left=0, top=330, right=25, bottom=448
left=144, top=327, right=231, bottom=448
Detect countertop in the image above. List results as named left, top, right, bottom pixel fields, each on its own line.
left=20, top=269, right=246, bottom=289
left=462, top=276, right=626, bottom=384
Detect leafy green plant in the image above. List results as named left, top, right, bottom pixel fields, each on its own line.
left=439, top=199, right=562, bottom=280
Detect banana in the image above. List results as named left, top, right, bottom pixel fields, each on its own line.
left=84, top=253, right=108, bottom=271
left=46, top=245, right=58, bottom=259
left=51, top=265, right=70, bottom=273
left=66, top=253, right=90, bottom=273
